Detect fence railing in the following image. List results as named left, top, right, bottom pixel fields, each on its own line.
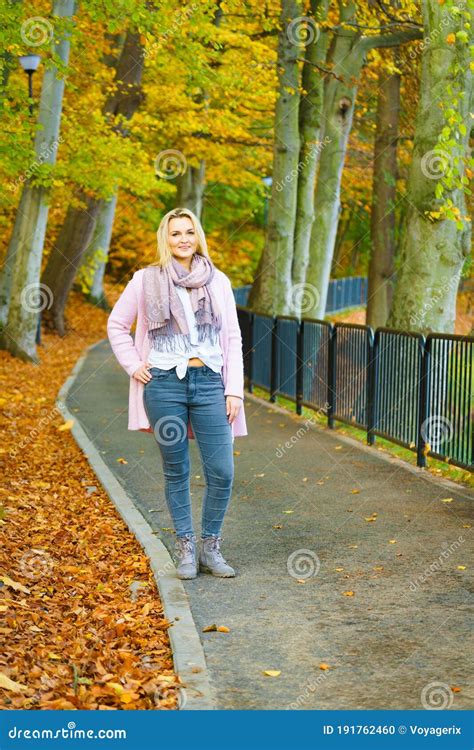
left=237, top=307, right=473, bottom=471
left=233, top=277, right=368, bottom=313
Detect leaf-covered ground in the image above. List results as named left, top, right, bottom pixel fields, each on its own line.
left=0, top=287, right=179, bottom=710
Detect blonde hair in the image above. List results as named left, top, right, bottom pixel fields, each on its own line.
left=149, top=207, right=209, bottom=268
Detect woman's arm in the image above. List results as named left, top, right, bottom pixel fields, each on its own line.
left=107, top=274, right=145, bottom=378
left=223, top=276, right=245, bottom=401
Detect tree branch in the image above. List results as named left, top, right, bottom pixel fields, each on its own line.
left=361, top=27, right=423, bottom=51
left=296, top=57, right=344, bottom=82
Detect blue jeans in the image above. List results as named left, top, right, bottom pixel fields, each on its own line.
left=143, top=364, right=234, bottom=538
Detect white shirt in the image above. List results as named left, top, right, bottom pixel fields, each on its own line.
left=147, top=285, right=224, bottom=379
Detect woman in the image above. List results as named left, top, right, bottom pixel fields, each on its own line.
left=107, top=207, right=247, bottom=581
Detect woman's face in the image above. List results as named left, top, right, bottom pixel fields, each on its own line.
left=168, top=216, right=198, bottom=263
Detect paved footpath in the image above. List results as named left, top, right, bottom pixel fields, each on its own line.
left=67, top=339, right=473, bottom=710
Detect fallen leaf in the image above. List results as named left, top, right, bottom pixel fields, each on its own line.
left=263, top=670, right=281, bottom=677
left=389, top=540, right=397, bottom=544
left=441, top=498, right=453, bottom=503
left=350, top=489, right=360, bottom=494
left=117, top=457, right=128, bottom=464
left=282, top=510, right=294, bottom=514
left=0, top=673, right=28, bottom=692
left=0, top=575, right=30, bottom=594
left=342, top=591, right=355, bottom=597
left=457, top=565, right=466, bottom=571
left=319, top=663, right=330, bottom=670
left=451, top=686, right=461, bottom=693
left=58, top=419, right=74, bottom=431
left=216, top=626, right=230, bottom=632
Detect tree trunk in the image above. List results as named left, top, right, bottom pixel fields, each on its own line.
left=41, top=190, right=101, bottom=334
left=304, top=1, right=362, bottom=319
left=74, top=33, right=123, bottom=306
left=367, top=60, right=401, bottom=329
left=175, top=161, right=206, bottom=218
left=387, top=0, right=472, bottom=333
left=78, top=192, right=118, bottom=309
left=304, top=4, right=421, bottom=320
left=40, top=29, right=145, bottom=334
left=331, top=203, right=355, bottom=275
left=291, top=0, right=329, bottom=314
left=0, top=0, right=75, bottom=362
left=247, top=0, right=303, bottom=316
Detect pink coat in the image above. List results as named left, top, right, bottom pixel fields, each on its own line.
left=106, top=267, right=248, bottom=440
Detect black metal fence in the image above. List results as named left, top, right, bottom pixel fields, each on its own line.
left=237, top=308, right=473, bottom=471
left=233, top=276, right=368, bottom=313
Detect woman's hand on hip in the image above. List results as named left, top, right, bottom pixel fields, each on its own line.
left=132, top=363, right=152, bottom=384
left=226, top=395, right=242, bottom=425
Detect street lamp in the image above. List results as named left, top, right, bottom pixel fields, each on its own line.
left=19, top=54, right=41, bottom=115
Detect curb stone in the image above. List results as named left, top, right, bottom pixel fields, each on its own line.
left=56, top=339, right=216, bottom=710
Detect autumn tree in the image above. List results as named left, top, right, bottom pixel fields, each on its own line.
left=247, top=0, right=303, bottom=315
left=0, top=0, right=75, bottom=362
left=388, top=0, right=473, bottom=333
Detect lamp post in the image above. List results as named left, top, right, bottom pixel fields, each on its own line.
left=19, top=54, right=41, bottom=115
left=262, top=176, right=272, bottom=227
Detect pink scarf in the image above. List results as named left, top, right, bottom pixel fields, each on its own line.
left=143, top=254, right=222, bottom=353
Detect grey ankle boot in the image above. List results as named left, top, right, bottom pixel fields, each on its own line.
left=199, top=535, right=235, bottom=577
left=174, top=533, right=197, bottom=579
